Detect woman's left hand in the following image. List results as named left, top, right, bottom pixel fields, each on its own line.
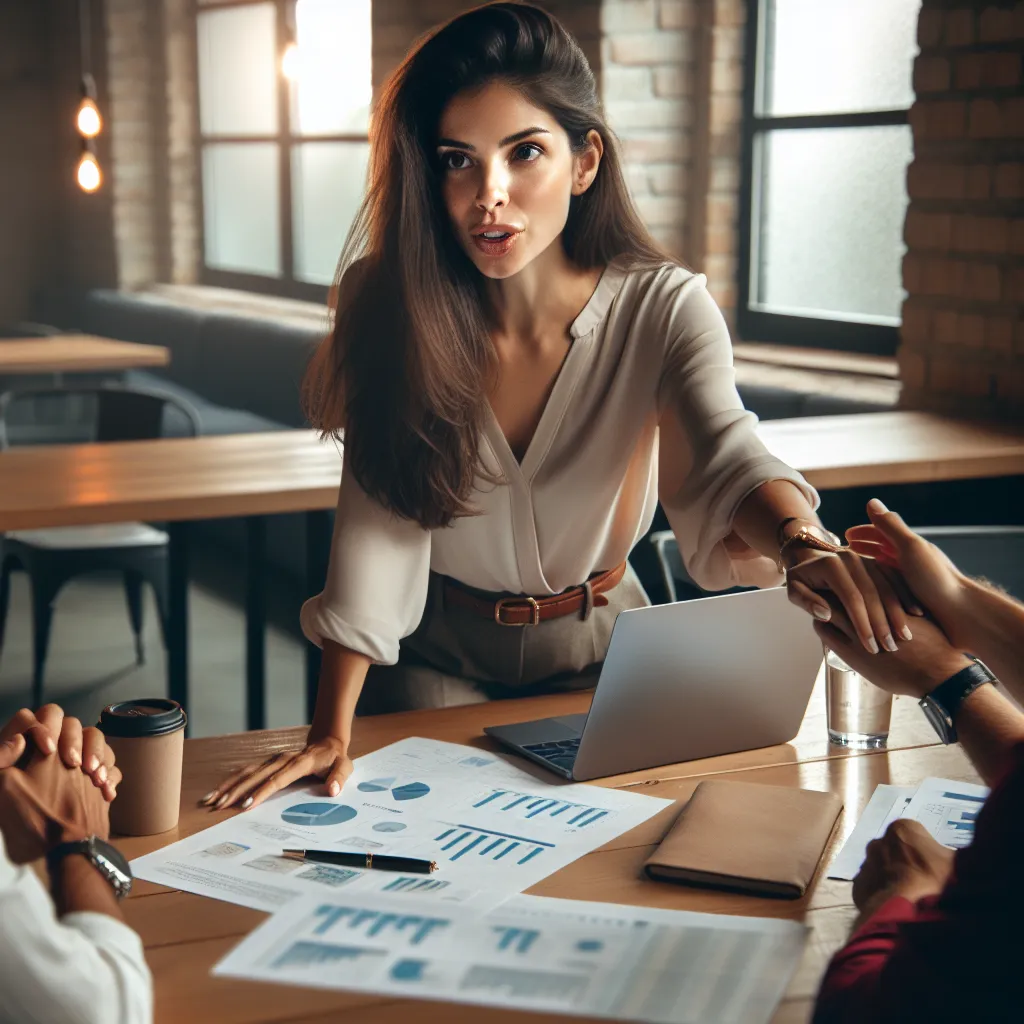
left=784, top=545, right=915, bottom=655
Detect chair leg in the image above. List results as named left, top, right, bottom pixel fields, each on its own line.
left=123, top=571, right=146, bottom=665
left=30, top=577, right=59, bottom=708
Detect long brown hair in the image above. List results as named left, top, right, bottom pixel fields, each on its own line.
left=304, top=2, right=671, bottom=529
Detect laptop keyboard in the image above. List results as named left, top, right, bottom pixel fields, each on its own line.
left=523, top=737, right=580, bottom=771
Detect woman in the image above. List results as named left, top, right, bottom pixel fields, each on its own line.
left=205, top=2, right=909, bottom=810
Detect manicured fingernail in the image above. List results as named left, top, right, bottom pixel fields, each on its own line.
left=43, top=737, right=56, bottom=754
left=87, top=755, right=99, bottom=771
left=69, top=750, right=81, bottom=766
left=329, top=781, right=340, bottom=797
left=868, top=499, right=888, bottom=515
left=900, top=626, right=913, bottom=641
left=883, top=633, right=898, bottom=652
left=812, top=605, right=831, bottom=621
left=241, top=797, right=253, bottom=810
left=910, top=605, right=925, bottom=616
left=214, top=795, right=228, bottom=809
left=866, top=637, right=880, bottom=654
left=106, top=786, right=117, bottom=800
left=96, top=765, right=107, bottom=783
left=199, top=791, right=216, bottom=805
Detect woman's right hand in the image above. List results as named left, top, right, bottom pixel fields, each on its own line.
left=845, top=498, right=971, bottom=646
left=200, top=735, right=353, bottom=811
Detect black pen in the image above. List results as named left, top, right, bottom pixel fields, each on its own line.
left=282, top=849, right=438, bottom=875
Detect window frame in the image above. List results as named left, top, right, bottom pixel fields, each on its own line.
left=737, top=0, right=912, bottom=356
left=194, top=0, right=369, bottom=302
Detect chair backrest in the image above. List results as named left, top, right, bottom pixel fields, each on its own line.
left=0, top=384, right=202, bottom=449
left=916, top=526, right=1024, bottom=601
left=0, top=322, right=63, bottom=339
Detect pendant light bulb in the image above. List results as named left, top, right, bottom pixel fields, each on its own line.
left=281, top=40, right=299, bottom=80
left=77, top=147, right=102, bottom=192
left=76, top=96, right=102, bottom=137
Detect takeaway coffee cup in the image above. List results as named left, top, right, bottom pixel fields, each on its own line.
left=99, top=699, right=187, bottom=836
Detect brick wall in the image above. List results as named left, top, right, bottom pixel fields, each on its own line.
left=899, top=1, right=1024, bottom=418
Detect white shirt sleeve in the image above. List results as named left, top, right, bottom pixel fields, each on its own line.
left=300, top=456, right=432, bottom=664
left=0, top=832, right=153, bottom=1024
left=656, top=272, right=819, bottom=591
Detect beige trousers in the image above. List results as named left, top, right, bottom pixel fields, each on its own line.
left=356, top=565, right=650, bottom=715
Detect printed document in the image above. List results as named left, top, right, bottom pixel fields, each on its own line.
left=829, top=776, right=989, bottom=880
left=131, top=737, right=670, bottom=912
left=213, top=891, right=807, bottom=1024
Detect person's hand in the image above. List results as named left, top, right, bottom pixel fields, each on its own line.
left=814, top=598, right=971, bottom=700
left=784, top=540, right=915, bottom=656
left=0, top=730, right=120, bottom=864
left=852, top=818, right=956, bottom=920
left=200, top=734, right=353, bottom=811
left=0, top=704, right=111, bottom=793
left=845, top=499, right=972, bottom=647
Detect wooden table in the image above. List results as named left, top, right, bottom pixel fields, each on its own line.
left=0, top=432, right=343, bottom=731
left=757, top=410, right=1024, bottom=489
left=115, top=688, right=975, bottom=1024
left=1, top=409, right=1022, bottom=730
left=0, top=333, right=170, bottom=376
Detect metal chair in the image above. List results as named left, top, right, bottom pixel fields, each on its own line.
left=650, top=525, right=1024, bottom=604
left=0, top=385, right=201, bottom=704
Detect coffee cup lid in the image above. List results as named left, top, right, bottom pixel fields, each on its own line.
left=99, top=699, right=187, bottom=738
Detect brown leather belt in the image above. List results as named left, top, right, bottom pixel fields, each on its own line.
left=443, top=562, right=628, bottom=627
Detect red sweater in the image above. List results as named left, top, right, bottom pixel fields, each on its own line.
left=813, top=744, right=1024, bottom=1024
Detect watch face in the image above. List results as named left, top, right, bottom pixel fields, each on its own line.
left=91, top=838, right=133, bottom=897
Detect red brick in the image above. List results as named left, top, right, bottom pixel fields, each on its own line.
left=960, top=312, right=986, bottom=348
left=986, top=317, right=1015, bottom=353
left=1006, top=96, right=1024, bottom=137
left=966, top=164, right=992, bottom=199
left=1017, top=319, right=1024, bottom=355
left=1015, top=1, right=1024, bottom=40
left=653, top=64, right=689, bottom=97
left=934, top=309, right=960, bottom=345
left=709, top=94, right=742, bottom=133
left=925, top=258, right=969, bottom=298
left=1011, top=219, right=1024, bottom=255
left=918, top=8, right=944, bottom=48
left=969, top=98, right=1003, bottom=138
left=984, top=51, right=1023, bottom=89
left=712, top=0, right=746, bottom=28
left=916, top=55, right=951, bottom=93
left=967, top=262, right=1003, bottom=302
left=930, top=358, right=962, bottom=395
left=905, top=210, right=953, bottom=250
left=953, top=215, right=1010, bottom=254
left=900, top=301, right=932, bottom=345
left=954, top=53, right=983, bottom=90
left=945, top=9, right=976, bottom=46
left=902, top=253, right=925, bottom=293
left=907, top=161, right=966, bottom=200
left=897, top=348, right=928, bottom=391
left=929, top=100, right=968, bottom=139
left=979, top=6, right=1015, bottom=42
left=710, top=59, right=743, bottom=94
left=1004, top=266, right=1024, bottom=302
left=706, top=193, right=738, bottom=229
left=658, top=0, right=697, bottom=31
left=994, top=162, right=1024, bottom=198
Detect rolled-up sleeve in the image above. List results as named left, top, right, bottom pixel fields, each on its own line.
left=0, top=836, right=152, bottom=1024
left=300, top=457, right=431, bottom=665
left=657, top=273, right=818, bottom=591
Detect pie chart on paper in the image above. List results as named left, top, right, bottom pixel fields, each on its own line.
left=280, top=803, right=358, bottom=827
left=357, top=778, right=395, bottom=793
left=392, top=782, right=430, bottom=801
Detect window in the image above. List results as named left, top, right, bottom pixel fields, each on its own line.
left=196, top=0, right=372, bottom=300
left=738, top=0, right=921, bottom=355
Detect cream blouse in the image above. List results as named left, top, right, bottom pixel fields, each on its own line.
left=301, top=260, right=818, bottom=665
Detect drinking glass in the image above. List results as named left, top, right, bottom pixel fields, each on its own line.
left=825, top=648, right=892, bottom=749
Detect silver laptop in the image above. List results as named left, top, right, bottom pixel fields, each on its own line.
left=485, top=586, right=824, bottom=780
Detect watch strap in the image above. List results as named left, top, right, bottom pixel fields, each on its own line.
left=47, top=836, right=133, bottom=898
left=920, top=660, right=996, bottom=743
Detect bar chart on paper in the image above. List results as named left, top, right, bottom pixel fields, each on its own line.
left=434, top=824, right=553, bottom=866
left=472, top=789, right=613, bottom=829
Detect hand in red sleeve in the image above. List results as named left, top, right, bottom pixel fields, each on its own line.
left=853, top=818, right=955, bottom=924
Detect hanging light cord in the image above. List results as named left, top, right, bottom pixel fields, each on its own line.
left=79, top=0, right=91, bottom=77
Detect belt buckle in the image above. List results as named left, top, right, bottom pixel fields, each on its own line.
left=494, top=596, right=540, bottom=627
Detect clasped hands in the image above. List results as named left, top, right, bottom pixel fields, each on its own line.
left=0, top=703, right=119, bottom=864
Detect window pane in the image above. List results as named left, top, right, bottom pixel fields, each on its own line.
left=198, top=3, right=277, bottom=135
left=755, top=126, right=912, bottom=322
left=292, top=0, right=372, bottom=135
left=292, top=142, right=370, bottom=284
left=203, top=143, right=281, bottom=276
left=765, top=0, right=921, bottom=116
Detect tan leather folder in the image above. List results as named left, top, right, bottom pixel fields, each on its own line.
left=644, top=779, right=843, bottom=899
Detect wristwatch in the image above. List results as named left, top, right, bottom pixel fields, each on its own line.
left=919, top=660, right=997, bottom=744
left=47, top=835, right=133, bottom=899
left=777, top=522, right=844, bottom=572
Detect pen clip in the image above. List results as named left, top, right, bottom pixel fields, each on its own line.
left=281, top=849, right=305, bottom=862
